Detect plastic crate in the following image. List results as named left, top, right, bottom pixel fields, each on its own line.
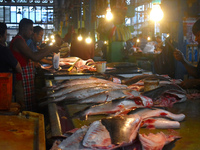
left=0, top=73, right=12, bottom=110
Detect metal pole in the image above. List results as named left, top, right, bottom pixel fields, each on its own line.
left=89, top=0, right=92, bottom=31
left=80, top=0, right=82, bottom=29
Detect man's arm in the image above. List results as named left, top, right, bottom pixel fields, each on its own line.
left=13, top=38, right=59, bottom=62
left=180, top=79, right=200, bottom=89
left=174, top=49, right=199, bottom=78
left=15, top=62, right=22, bottom=73
left=40, top=58, right=53, bottom=65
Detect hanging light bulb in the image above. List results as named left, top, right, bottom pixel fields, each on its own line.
left=45, top=36, right=49, bottom=42
left=106, top=0, right=113, bottom=21
left=85, top=37, right=92, bottom=44
left=50, top=35, right=55, bottom=40
left=147, top=36, right=151, bottom=41
left=52, top=39, right=55, bottom=43
left=137, top=39, right=140, bottom=43
left=77, top=35, right=83, bottom=41
left=106, top=8, right=113, bottom=21
left=85, top=32, right=92, bottom=44
left=150, top=4, right=164, bottom=22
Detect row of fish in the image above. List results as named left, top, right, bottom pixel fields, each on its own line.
left=46, top=75, right=187, bottom=149
left=41, top=75, right=186, bottom=108
left=58, top=108, right=184, bottom=150
left=40, top=77, right=140, bottom=106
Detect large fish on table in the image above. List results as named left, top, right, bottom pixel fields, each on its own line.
left=77, top=89, right=140, bottom=104
left=101, top=114, right=142, bottom=145
left=82, top=121, right=114, bottom=149
left=129, top=108, right=185, bottom=121
left=139, top=132, right=180, bottom=150
left=40, top=86, right=115, bottom=106
left=142, top=84, right=187, bottom=107
left=123, top=74, right=171, bottom=85
left=58, top=125, right=88, bottom=150
left=141, top=118, right=180, bottom=129
left=46, top=82, right=127, bottom=98
left=73, top=96, right=153, bottom=119
left=49, top=77, right=125, bottom=91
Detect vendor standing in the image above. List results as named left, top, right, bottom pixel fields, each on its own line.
left=174, top=18, right=200, bottom=89
left=26, top=26, right=52, bottom=65
left=70, top=28, right=94, bottom=60
left=10, top=18, right=59, bottom=111
left=0, top=22, right=22, bottom=73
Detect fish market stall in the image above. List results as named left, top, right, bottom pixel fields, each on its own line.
left=41, top=74, right=200, bottom=150
left=42, top=57, right=152, bottom=80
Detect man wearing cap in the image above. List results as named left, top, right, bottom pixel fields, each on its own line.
left=174, top=18, right=200, bottom=89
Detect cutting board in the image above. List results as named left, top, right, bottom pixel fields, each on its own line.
left=0, top=111, right=45, bottom=150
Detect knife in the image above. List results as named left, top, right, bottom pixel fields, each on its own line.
left=67, top=58, right=81, bottom=72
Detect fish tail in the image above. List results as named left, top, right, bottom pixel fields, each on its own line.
left=39, top=98, right=54, bottom=106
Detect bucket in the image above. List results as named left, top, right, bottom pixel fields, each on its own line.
left=0, top=73, right=13, bottom=110
left=95, top=61, right=107, bottom=73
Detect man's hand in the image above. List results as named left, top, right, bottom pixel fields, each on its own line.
left=173, top=49, right=185, bottom=63
left=180, top=79, right=200, bottom=89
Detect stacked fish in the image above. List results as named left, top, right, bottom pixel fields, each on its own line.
left=57, top=108, right=185, bottom=150
left=43, top=75, right=187, bottom=150
left=41, top=77, right=141, bottom=106
left=125, top=74, right=187, bottom=107
left=42, top=75, right=187, bottom=118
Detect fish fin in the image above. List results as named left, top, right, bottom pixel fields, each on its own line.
left=38, top=98, right=54, bottom=106
left=71, top=105, right=91, bottom=120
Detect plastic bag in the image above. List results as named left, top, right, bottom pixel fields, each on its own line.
left=53, top=52, right=60, bottom=70
left=143, top=42, right=155, bottom=53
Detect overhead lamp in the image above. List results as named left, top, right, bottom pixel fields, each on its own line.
left=106, top=8, right=113, bottom=21
left=147, top=36, right=151, bottom=41
left=105, top=0, right=113, bottom=21
left=85, top=37, right=92, bottom=44
left=50, top=35, right=55, bottom=40
left=166, top=34, right=170, bottom=38
left=52, top=39, right=55, bottom=43
left=44, top=36, right=49, bottom=42
left=150, top=4, right=164, bottom=22
left=137, top=39, right=140, bottom=43
left=77, top=35, right=83, bottom=41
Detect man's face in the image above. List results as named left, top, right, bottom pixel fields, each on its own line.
left=34, top=30, right=43, bottom=43
left=24, top=25, right=33, bottom=39
left=195, top=31, right=200, bottom=44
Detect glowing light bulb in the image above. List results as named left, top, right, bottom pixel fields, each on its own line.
left=85, top=37, right=92, bottom=44
left=106, top=8, right=113, bottom=21
left=50, top=35, right=55, bottom=39
left=150, top=4, right=164, bottom=22
left=166, top=34, right=170, bottom=38
left=137, top=39, right=140, bottom=43
left=45, top=37, right=49, bottom=42
left=77, top=35, right=83, bottom=41
left=52, top=39, right=55, bottom=43
left=147, top=36, right=151, bottom=41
